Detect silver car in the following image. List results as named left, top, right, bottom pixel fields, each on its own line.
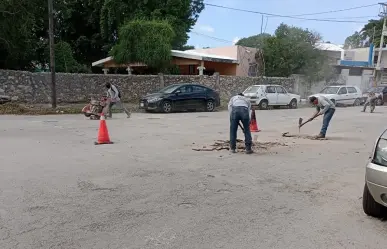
left=363, top=128, right=387, bottom=218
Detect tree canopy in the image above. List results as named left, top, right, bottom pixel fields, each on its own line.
left=111, top=20, right=175, bottom=70
left=0, top=0, right=204, bottom=71
left=237, top=23, right=326, bottom=79
left=344, top=19, right=383, bottom=49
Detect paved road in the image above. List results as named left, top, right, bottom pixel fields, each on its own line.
left=1, top=106, right=387, bottom=249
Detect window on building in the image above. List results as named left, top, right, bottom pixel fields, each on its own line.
left=338, top=87, right=348, bottom=94
left=349, top=68, right=362, bottom=76
left=347, top=87, right=357, bottom=93
left=248, top=63, right=258, bottom=77
left=188, top=65, right=195, bottom=75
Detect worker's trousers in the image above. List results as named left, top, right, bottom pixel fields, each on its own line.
left=363, top=97, right=376, bottom=112
left=230, top=106, right=252, bottom=151
left=320, top=108, right=335, bottom=136
left=107, top=100, right=131, bottom=118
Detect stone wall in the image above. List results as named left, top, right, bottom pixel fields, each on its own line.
left=0, top=69, right=295, bottom=103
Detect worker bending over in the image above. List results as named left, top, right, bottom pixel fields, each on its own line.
left=228, top=93, right=253, bottom=154
left=308, top=96, right=336, bottom=139
left=362, top=92, right=377, bottom=113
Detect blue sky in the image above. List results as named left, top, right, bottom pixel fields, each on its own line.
left=188, top=0, right=382, bottom=48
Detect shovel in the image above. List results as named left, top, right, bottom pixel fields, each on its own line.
left=298, top=117, right=314, bottom=133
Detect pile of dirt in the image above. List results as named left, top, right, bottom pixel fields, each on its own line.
left=192, top=139, right=286, bottom=152
left=0, top=102, right=79, bottom=115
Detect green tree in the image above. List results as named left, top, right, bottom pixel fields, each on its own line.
left=50, top=41, right=88, bottom=73
left=344, top=19, right=383, bottom=48
left=344, top=31, right=363, bottom=49
left=239, top=23, right=326, bottom=78
left=111, top=19, right=175, bottom=71
left=100, top=0, right=204, bottom=50
left=181, top=45, right=195, bottom=50
left=236, top=33, right=271, bottom=48
left=0, top=0, right=44, bottom=69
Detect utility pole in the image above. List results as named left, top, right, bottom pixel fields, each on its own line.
left=260, top=15, right=263, bottom=34
left=48, top=0, right=56, bottom=108
left=375, top=3, right=387, bottom=84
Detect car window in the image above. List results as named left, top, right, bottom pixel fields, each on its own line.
left=192, top=86, right=206, bottom=92
left=276, top=86, right=286, bottom=94
left=320, top=87, right=339, bottom=94
left=347, top=87, right=357, bottom=93
left=266, top=86, right=276, bottom=93
left=338, top=87, right=347, bottom=94
left=244, top=86, right=261, bottom=94
left=178, top=86, right=193, bottom=93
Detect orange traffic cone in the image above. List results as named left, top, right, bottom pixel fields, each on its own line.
left=94, top=113, right=113, bottom=145
left=249, top=109, right=261, bottom=132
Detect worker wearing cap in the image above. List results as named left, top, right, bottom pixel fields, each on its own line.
left=308, top=95, right=336, bottom=139
left=228, top=93, right=253, bottom=154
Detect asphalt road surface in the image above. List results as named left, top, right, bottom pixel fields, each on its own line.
left=1, top=106, right=387, bottom=249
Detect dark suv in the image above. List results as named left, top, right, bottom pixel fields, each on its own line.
left=139, top=83, right=221, bottom=113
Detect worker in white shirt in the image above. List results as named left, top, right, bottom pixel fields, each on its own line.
left=308, top=95, right=336, bottom=138
left=228, top=93, right=253, bottom=154
left=105, top=83, right=131, bottom=118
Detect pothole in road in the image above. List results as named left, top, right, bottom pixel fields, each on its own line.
left=216, top=189, right=232, bottom=194
left=178, top=202, right=196, bottom=208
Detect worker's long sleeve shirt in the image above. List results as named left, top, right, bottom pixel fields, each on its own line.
left=107, top=84, right=120, bottom=101
left=228, top=95, right=251, bottom=119
left=316, top=95, right=335, bottom=114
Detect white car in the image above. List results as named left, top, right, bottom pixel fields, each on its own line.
left=363, top=128, right=387, bottom=218
left=308, top=86, right=363, bottom=106
left=243, top=85, right=301, bottom=110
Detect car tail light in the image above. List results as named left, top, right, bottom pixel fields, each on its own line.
left=372, top=138, right=387, bottom=167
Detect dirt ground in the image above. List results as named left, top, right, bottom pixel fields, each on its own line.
left=1, top=106, right=387, bottom=249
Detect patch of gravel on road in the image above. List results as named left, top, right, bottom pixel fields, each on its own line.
left=192, top=139, right=287, bottom=152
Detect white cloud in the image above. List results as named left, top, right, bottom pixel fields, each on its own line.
left=195, top=24, right=215, bottom=33
left=232, top=37, right=240, bottom=44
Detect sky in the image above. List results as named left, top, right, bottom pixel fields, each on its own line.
left=187, top=0, right=383, bottom=48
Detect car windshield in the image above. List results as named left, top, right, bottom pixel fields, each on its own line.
left=373, top=138, right=387, bottom=167
left=158, top=85, right=181, bottom=94
left=319, top=87, right=340, bottom=94
left=244, top=86, right=261, bottom=93
left=365, top=87, right=383, bottom=93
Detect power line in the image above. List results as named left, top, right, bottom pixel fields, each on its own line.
left=190, top=31, right=233, bottom=44
left=204, top=3, right=373, bottom=23
left=290, top=3, right=379, bottom=17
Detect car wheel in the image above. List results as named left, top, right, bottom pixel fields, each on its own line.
left=353, top=98, right=361, bottom=106
left=259, top=100, right=268, bottom=110
left=289, top=99, right=298, bottom=109
left=206, top=100, right=215, bottom=112
left=362, top=183, right=386, bottom=218
left=161, top=101, right=172, bottom=113
left=376, top=98, right=384, bottom=106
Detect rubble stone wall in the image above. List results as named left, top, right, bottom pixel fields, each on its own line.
left=0, top=70, right=296, bottom=103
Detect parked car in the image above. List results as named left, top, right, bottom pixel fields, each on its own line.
left=139, top=83, right=220, bottom=113
left=243, top=85, right=301, bottom=110
left=308, top=85, right=362, bottom=106
left=363, top=128, right=387, bottom=218
left=362, top=86, right=387, bottom=106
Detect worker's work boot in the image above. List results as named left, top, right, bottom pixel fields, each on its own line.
left=245, top=145, right=253, bottom=154
left=315, top=133, right=325, bottom=139
left=230, top=149, right=236, bottom=153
